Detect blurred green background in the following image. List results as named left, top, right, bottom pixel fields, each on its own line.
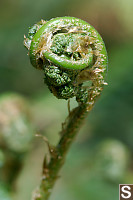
left=0, top=0, right=133, bottom=199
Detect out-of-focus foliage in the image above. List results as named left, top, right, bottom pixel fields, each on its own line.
left=0, top=150, right=5, bottom=168
left=0, top=0, right=133, bottom=199
left=0, top=183, right=11, bottom=200
left=0, top=93, right=35, bottom=197
left=0, top=93, right=34, bottom=153
left=92, top=139, right=130, bottom=182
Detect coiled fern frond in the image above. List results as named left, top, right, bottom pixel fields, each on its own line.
left=24, top=17, right=108, bottom=200
left=24, top=17, right=107, bottom=104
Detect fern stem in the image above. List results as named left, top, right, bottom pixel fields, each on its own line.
left=24, top=16, right=108, bottom=200
left=33, top=102, right=93, bottom=200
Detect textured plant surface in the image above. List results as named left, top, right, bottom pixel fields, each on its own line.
left=24, top=16, right=108, bottom=200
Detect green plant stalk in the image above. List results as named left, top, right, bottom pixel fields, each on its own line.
left=24, top=16, right=108, bottom=200
left=32, top=102, right=94, bottom=200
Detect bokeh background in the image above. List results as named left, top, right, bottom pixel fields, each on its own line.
left=0, top=0, right=133, bottom=199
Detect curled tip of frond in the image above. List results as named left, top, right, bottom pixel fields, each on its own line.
left=24, top=17, right=108, bottom=104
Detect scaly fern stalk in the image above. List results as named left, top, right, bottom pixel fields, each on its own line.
left=24, top=16, right=108, bottom=200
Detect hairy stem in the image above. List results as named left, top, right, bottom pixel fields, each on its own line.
left=32, top=102, right=93, bottom=200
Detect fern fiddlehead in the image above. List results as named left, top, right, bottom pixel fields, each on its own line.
left=24, top=17, right=108, bottom=200
left=24, top=16, right=107, bottom=104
